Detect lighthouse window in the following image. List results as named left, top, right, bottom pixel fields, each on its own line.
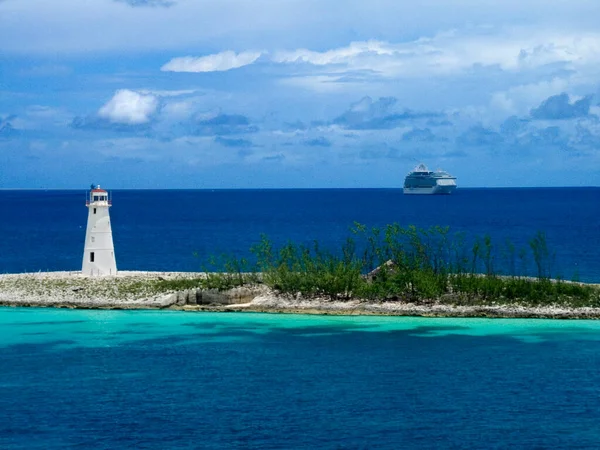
left=90, top=252, right=95, bottom=262
left=91, top=237, right=95, bottom=243
left=93, top=208, right=97, bottom=214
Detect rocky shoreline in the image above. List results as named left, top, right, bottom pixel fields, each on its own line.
left=2, top=271, right=600, bottom=319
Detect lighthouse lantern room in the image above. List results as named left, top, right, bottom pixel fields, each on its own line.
left=82, top=184, right=117, bottom=276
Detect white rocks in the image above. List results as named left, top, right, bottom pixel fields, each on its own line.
left=241, top=292, right=600, bottom=319
left=0, top=271, right=206, bottom=309
left=2, top=271, right=600, bottom=318
left=0, top=271, right=269, bottom=310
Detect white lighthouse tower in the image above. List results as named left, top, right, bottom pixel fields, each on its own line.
left=82, top=185, right=117, bottom=276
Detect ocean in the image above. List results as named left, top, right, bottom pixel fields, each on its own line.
left=2, top=188, right=600, bottom=448
left=2, top=308, right=600, bottom=449
left=1, top=188, right=600, bottom=281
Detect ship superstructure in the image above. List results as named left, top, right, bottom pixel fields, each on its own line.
left=403, top=164, right=457, bottom=195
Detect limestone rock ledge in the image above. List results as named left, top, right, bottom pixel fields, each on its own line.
left=164, top=286, right=262, bottom=307
left=231, top=295, right=600, bottom=319
left=0, top=271, right=264, bottom=310
left=3, top=271, right=600, bottom=319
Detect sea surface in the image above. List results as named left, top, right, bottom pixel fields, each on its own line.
left=2, top=308, right=600, bottom=449
left=2, top=188, right=600, bottom=448
left=1, top=188, right=599, bottom=281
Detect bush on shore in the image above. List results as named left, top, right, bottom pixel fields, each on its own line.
left=206, top=223, right=599, bottom=308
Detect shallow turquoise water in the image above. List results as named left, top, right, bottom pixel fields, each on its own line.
left=3, top=307, right=600, bottom=347
left=2, top=308, right=600, bottom=448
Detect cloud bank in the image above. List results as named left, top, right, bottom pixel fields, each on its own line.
left=333, top=96, right=443, bottom=130
left=0, top=115, right=17, bottom=137
left=159, top=30, right=600, bottom=81
left=4, top=0, right=600, bottom=188
left=161, top=51, right=262, bottom=73
left=530, top=93, right=593, bottom=120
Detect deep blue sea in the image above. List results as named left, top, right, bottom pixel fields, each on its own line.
left=2, top=188, right=600, bottom=448
left=1, top=188, right=600, bottom=281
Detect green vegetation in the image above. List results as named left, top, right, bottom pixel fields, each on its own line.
left=222, top=223, right=600, bottom=308
left=2, top=224, right=598, bottom=310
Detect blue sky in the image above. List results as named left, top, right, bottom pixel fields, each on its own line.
left=1, top=0, right=600, bottom=188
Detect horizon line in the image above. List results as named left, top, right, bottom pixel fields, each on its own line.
left=1, top=186, right=599, bottom=191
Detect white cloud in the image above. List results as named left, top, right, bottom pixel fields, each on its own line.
left=272, top=31, right=600, bottom=78
left=272, top=40, right=397, bottom=66
left=98, top=89, right=159, bottom=124
left=156, top=28, right=600, bottom=96
left=161, top=51, right=262, bottom=73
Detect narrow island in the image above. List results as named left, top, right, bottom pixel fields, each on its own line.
left=2, top=224, right=600, bottom=319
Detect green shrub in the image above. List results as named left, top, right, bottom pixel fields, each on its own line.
left=202, top=224, right=599, bottom=307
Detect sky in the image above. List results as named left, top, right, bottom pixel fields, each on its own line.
left=1, top=0, right=600, bottom=188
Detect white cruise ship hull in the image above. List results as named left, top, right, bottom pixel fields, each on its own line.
left=403, top=163, right=457, bottom=194
left=403, top=185, right=456, bottom=195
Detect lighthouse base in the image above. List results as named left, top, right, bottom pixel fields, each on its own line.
left=82, top=248, right=117, bottom=277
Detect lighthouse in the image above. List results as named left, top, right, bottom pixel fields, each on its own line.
left=82, top=185, right=117, bottom=276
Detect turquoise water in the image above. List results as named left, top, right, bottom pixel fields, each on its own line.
left=3, top=307, right=600, bottom=347
left=2, top=307, right=600, bottom=448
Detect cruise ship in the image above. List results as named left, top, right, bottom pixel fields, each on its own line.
left=403, top=163, right=457, bottom=195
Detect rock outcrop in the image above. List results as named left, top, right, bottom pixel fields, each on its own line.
left=169, top=286, right=264, bottom=307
